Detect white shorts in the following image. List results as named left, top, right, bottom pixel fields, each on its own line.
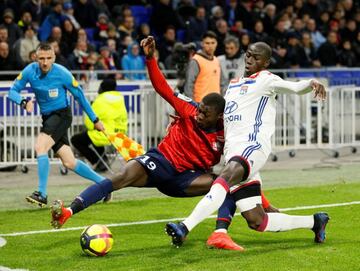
left=230, top=179, right=263, bottom=213
left=224, top=142, right=269, bottom=180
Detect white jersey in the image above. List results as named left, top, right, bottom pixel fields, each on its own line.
left=223, top=70, right=313, bottom=163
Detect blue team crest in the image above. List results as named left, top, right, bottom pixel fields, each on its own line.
left=240, top=85, right=248, bottom=95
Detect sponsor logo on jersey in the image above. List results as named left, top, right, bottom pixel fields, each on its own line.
left=224, top=114, right=242, bottom=123
left=224, top=101, right=238, bottom=114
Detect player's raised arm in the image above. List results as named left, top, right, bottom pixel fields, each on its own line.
left=272, top=77, right=326, bottom=100
left=141, top=36, right=188, bottom=111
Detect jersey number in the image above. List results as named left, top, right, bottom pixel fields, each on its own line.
left=139, top=155, right=157, bottom=170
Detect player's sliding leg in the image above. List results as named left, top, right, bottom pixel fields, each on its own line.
left=51, top=160, right=148, bottom=229
left=233, top=183, right=329, bottom=243
left=206, top=190, right=276, bottom=251
left=166, top=176, right=230, bottom=246
left=206, top=194, right=244, bottom=251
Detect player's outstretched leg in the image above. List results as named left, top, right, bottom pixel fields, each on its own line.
left=165, top=222, right=189, bottom=247
left=312, top=212, right=330, bottom=243
left=206, top=232, right=244, bottom=251
left=25, top=191, right=48, bottom=207
left=51, top=200, right=72, bottom=229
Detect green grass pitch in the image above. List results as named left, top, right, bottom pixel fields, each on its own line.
left=1, top=181, right=360, bottom=271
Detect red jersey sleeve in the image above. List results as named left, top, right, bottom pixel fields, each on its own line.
left=146, top=58, right=196, bottom=117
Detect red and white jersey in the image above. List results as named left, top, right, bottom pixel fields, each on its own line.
left=146, top=58, right=224, bottom=172
left=223, top=70, right=313, bottom=162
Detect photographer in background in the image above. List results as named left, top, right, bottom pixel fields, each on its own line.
left=217, top=36, right=245, bottom=91
left=165, top=41, right=196, bottom=92
left=183, top=31, right=226, bottom=102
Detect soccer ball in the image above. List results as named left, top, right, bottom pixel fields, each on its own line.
left=80, top=224, right=113, bottom=256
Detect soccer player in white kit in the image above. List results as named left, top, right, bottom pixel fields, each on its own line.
left=166, top=42, right=330, bottom=250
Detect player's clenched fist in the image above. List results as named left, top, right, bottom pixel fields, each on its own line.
left=140, top=36, right=156, bottom=58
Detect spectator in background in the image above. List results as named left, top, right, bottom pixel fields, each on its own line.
left=38, top=0, right=65, bottom=42
left=0, top=25, right=8, bottom=43
left=271, top=19, right=289, bottom=48
left=67, top=39, right=90, bottom=70
left=14, top=25, right=40, bottom=66
left=106, top=38, right=121, bottom=70
left=62, top=2, right=80, bottom=30
left=105, top=24, right=121, bottom=49
left=217, top=36, right=245, bottom=89
left=208, top=5, right=224, bottom=32
left=237, top=0, right=254, bottom=30
left=261, top=3, right=276, bottom=34
left=77, top=28, right=96, bottom=52
left=48, top=26, right=70, bottom=57
left=240, top=33, right=251, bottom=52
left=93, top=0, right=111, bottom=19
left=17, top=11, right=34, bottom=34
left=71, top=77, right=128, bottom=172
left=285, top=33, right=307, bottom=68
left=318, top=11, right=330, bottom=36
left=95, top=13, right=110, bottom=41
left=118, top=15, right=137, bottom=40
left=61, top=19, right=78, bottom=57
left=0, top=41, right=22, bottom=80
left=305, top=18, right=326, bottom=50
left=136, top=23, right=151, bottom=46
left=317, top=31, right=339, bottom=66
left=290, top=18, right=305, bottom=40
left=224, top=0, right=240, bottom=27
left=301, top=32, right=320, bottom=68
left=98, top=46, right=117, bottom=73
left=121, top=41, right=146, bottom=80
left=48, top=38, right=69, bottom=68
left=340, top=19, right=357, bottom=42
left=20, top=0, right=43, bottom=26
left=150, top=0, right=184, bottom=35
left=214, top=19, right=230, bottom=56
left=118, top=34, right=133, bottom=59
left=352, top=32, right=360, bottom=66
left=73, top=0, right=98, bottom=28
left=1, top=9, right=22, bottom=45
left=184, top=31, right=224, bottom=102
left=157, top=25, right=176, bottom=64
left=252, top=20, right=269, bottom=43
left=186, top=5, right=207, bottom=46
left=338, top=40, right=357, bottom=67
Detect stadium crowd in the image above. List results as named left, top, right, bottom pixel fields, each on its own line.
left=0, top=0, right=359, bottom=81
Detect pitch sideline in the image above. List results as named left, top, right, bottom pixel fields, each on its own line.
left=1, top=201, right=359, bottom=237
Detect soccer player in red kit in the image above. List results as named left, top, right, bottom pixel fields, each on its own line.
left=51, top=37, right=274, bottom=250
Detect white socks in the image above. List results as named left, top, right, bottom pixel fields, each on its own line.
left=262, top=213, right=314, bottom=232
left=183, top=182, right=228, bottom=231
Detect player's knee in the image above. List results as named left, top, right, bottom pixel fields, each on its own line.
left=62, top=159, right=76, bottom=169
left=243, top=212, right=263, bottom=230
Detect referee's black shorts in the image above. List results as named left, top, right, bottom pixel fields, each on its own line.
left=41, top=107, right=72, bottom=153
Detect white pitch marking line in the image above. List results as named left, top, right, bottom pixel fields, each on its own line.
left=1, top=201, right=359, bottom=237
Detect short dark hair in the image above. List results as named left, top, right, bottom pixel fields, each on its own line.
left=98, top=78, right=117, bottom=94
left=36, top=42, right=53, bottom=52
left=202, top=31, right=217, bottom=40
left=202, top=93, right=225, bottom=114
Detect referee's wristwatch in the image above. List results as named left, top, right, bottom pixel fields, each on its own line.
left=93, top=117, right=99, bottom=124
left=20, top=99, right=28, bottom=109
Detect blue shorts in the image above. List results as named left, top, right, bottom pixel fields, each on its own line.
left=133, top=148, right=208, bottom=197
